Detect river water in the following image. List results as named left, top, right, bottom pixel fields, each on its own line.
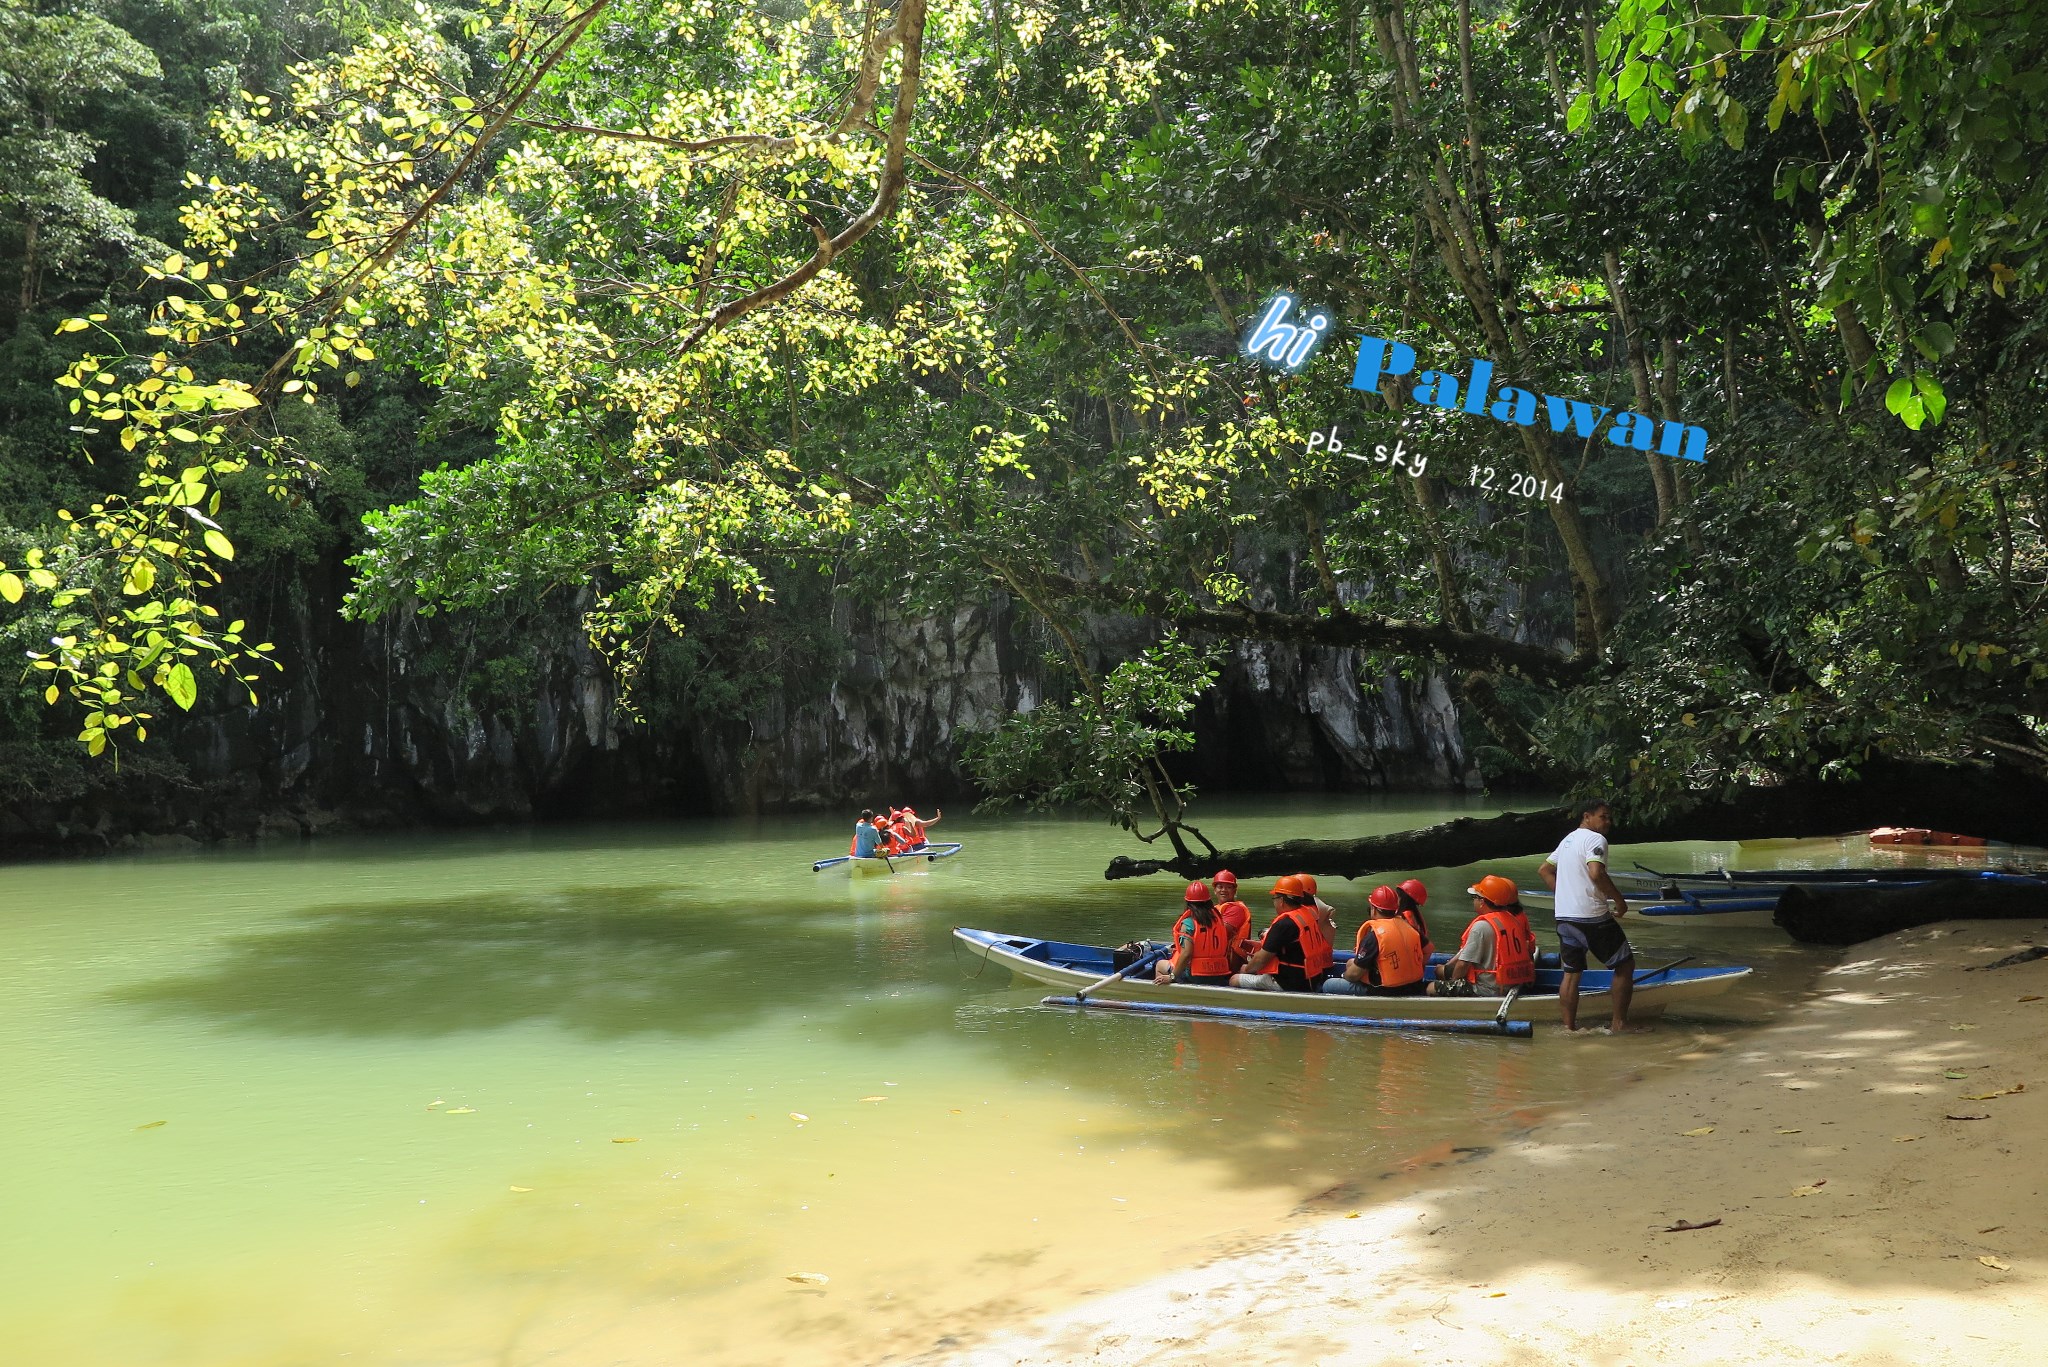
left=2, top=796, right=1882, bottom=1364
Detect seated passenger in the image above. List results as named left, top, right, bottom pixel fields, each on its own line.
left=1159, top=881, right=1235, bottom=986
left=1211, top=870, right=1252, bottom=970
left=1322, top=885, right=1429, bottom=995
left=1295, top=872, right=1339, bottom=941
left=1230, top=876, right=1334, bottom=993
left=1430, top=875, right=1537, bottom=997
left=851, top=810, right=882, bottom=859
left=1395, top=877, right=1435, bottom=957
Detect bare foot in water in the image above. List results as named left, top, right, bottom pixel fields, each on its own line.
left=1600, top=1022, right=1655, bottom=1035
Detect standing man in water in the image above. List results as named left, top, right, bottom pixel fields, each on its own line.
left=1539, top=798, right=1639, bottom=1032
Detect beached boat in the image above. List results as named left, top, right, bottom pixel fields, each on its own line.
left=1524, top=885, right=1781, bottom=928
left=1618, top=863, right=2018, bottom=887
left=813, top=842, right=964, bottom=874
left=953, top=927, right=1751, bottom=1025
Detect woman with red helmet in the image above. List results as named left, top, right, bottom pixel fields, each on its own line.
left=1159, top=881, right=1235, bottom=986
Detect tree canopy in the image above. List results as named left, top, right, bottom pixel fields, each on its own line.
left=3, top=0, right=2044, bottom=860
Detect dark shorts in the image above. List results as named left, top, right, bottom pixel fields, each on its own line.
left=1182, top=972, right=1233, bottom=987
left=1557, top=918, right=1634, bottom=971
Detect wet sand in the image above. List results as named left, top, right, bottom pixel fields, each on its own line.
left=929, top=920, right=2048, bottom=1366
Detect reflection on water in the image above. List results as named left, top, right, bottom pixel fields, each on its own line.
left=0, top=798, right=1840, bottom=1365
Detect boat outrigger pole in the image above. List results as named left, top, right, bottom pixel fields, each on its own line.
left=1039, top=995, right=1534, bottom=1038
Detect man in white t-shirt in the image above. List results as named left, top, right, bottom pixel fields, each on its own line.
left=1538, top=799, right=1640, bottom=1032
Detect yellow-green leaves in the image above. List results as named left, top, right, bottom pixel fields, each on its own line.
left=0, top=572, right=20, bottom=603
left=203, top=530, right=235, bottom=561
left=163, top=663, right=198, bottom=711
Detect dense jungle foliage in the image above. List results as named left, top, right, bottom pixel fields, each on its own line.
left=2, top=0, right=2045, bottom=853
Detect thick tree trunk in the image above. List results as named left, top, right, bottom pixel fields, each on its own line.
left=1774, top=881, right=2048, bottom=946
left=1102, top=760, right=2048, bottom=880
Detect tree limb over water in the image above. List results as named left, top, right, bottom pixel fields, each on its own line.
left=1102, top=761, right=2048, bottom=881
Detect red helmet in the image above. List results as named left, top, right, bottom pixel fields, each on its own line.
left=1295, top=874, right=1318, bottom=895
left=1271, top=875, right=1305, bottom=899
left=1184, top=881, right=1213, bottom=903
left=1467, top=874, right=1521, bottom=908
left=1368, top=884, right=1401, bottom=912
left=1213, top=869, right=1238, bottom=888
left=1398, top=878, right=1429, bottom=906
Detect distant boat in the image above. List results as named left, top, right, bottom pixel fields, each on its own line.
left=1868, top=827, right=1988, bottom=848
left=952, top=928, right=1751, bottom=1025
left=813, top=842, right=964, bottom=874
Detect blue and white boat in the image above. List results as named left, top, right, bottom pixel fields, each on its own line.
left=953, top=928, right=1751, bottom=1026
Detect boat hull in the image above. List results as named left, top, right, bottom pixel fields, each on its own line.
left=952, top=928, right=1751, bottom=1024
left=817, top=843, right=965, bottom=875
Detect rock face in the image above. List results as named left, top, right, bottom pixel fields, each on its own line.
left=0, top=569, right=1476, bottom=857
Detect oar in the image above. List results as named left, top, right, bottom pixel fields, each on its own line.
left=1493, top=986, right=1522, bottom=1030
left=1633, top=955, right=1695, bottom=985
left=1074, top=945, right=1170, bottom=1002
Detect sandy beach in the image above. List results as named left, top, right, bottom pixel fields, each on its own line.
left=927, top=919, right=2048, bottom=1366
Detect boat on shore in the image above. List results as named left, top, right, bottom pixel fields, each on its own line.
left=952, top=928, right=1751, bottom=1025
left=1524, top=886, right=1781, bottom=928
left=814, top=842, right=965, bottom=875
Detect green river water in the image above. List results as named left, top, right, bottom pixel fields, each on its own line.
left=2, top=795, right=1869, bottom=1365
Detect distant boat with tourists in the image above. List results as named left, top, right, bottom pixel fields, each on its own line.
left=813, top=842, right=964, bottom=875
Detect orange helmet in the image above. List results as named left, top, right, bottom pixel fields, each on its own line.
left=1271, top=875, right=1305, bottom=899
left=1398, top=878, right=1429, bottom=905
left=1213, top=869, right=1238, bottom=888
left=1184, top=881, right=1213, bottom=903
left=1368, top=885, right=1401, bottom=912
left=1295, top=874, right=1318, bottom=895
left=1467, top=874, right=1521, bottom=908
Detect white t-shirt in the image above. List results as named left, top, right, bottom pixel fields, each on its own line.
left=1549, top=826, right=1612, bottom=922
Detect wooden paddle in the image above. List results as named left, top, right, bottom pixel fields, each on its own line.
left=1633, top=955, right=1695, bottom=984
left=1074, top=944, right=1170, bottom=1002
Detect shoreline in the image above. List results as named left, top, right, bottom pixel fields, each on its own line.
left=927, top=919, right=2048, bottom=1366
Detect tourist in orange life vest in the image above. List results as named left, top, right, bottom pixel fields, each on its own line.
left=1431, top=875, right=1537, bottom=997
left=872, top=810, right=903, bottom=855
left=1230, top=876, right=1335, bottom=992
left=1395, top=877, right=1435, bottom=957
left=1294, top=872, right=1340, bottom=941
left=1210, top=870, right=1253, bottom=970
left=1323, top=885, right=1429, bottom=996
left=897, top=806, right=941, bottom=848
left=1160, top=881, right=1237, bottom=986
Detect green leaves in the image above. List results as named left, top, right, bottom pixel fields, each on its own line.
left=1884, top=373, right=1947, bottom=430
left=163, top=663, right=198, bottom=712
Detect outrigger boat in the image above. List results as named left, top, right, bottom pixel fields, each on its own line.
left=813, top=842, right=964, bottom=875
left=1523, top=884, right=1781, bottom=928
left=1620, top=863, right=2043, bottom=888
left=953, top=927, right=1751, bottom=1030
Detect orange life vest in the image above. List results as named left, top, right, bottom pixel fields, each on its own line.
left=1356, top=916, right=1426, bottom=988
left=1215, top=900, right=1251, bottom=966
left=1457, top=909, right=1536, bottom=988
left=1175, top=908, right=1235, bottom=978
left=903, top=818, right=927, bottom=847
left=1267, top=905, right=1333, bottom=982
